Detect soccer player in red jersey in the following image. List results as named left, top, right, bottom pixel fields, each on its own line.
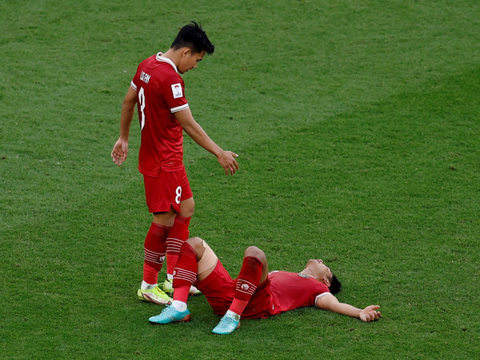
left=149, top=237, right=382, bottom=335
left=111, top=22, right=239, bottom=305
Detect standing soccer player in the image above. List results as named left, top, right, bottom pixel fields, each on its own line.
left=111, top=22, right=239, bottom=305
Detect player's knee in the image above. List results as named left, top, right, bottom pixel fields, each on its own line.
left=186, top=237, right=203, bottom=250
left=245, top=246, right=265, bottom=261
left=184, top=205, right=195, bottom=218
left=180, top=198, right=195, bottom=218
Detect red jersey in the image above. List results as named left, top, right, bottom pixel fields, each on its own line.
left=131, top=53, right=189, bottom=176
left=268, top=271, right=330, bottom=316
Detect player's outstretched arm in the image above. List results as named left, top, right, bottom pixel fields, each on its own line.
left=359, top=305, right=382, bottom=322
left=175, top=108, right=239, bottom=175
left=111, top=86, right=137, bottom=166
left=315, top=293, right=381, bottom=322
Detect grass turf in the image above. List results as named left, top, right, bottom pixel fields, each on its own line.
left=1, top=0, right=479, bottom=358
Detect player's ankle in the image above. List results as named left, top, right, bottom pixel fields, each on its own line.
left=226, top=310, right=241, bottom=318
left=141, top=281, right=157, bottom=290
left=171, top=300, right=187, bottom=312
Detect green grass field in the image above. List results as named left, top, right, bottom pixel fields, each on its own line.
left=1, top=0, right=479, bottom=358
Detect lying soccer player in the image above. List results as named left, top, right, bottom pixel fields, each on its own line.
left=149, top=237, right=381, bottom=335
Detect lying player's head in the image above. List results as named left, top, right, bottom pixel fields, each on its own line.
left=328, top=274, right=342, bottom=295
left=171, top=21, right=215, bottom=55
left=306, top=259, right=342, bottom=295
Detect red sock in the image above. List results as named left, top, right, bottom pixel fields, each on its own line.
left=229, top=256, right=263, bottom=315
left=172, top=242, right=198, bottom=303
left=229, top=298, right=250, bottom=315
left=166, top=215, right=191, bottom=275
left=142, top=223, right=170, bottom=285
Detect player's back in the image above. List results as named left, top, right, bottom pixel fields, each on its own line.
left=133, top=54, right=187, bottom=175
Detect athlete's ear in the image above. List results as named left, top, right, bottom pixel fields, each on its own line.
left=323, top=276, right=331, bottom=287
left=182, top=48, right=191, bottom=58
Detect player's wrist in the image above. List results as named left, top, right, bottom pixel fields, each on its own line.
left=213, top=147, right=224, bottom=158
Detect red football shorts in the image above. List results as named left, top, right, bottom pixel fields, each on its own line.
left=143, top=166, right=193, bottom=213
left=195, top=260, right=272, bottom=319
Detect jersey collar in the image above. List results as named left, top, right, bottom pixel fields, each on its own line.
left=156, top=52, right=179, bottom=73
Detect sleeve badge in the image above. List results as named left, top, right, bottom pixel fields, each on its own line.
left=171, top=83, right=183, bottom=99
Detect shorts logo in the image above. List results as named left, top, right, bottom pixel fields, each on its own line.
left=171, top=83, right=183, bottom=99
left=241, top=284, right=250, bottom=291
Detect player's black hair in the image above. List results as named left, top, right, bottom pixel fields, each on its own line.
left=328, top=274, right=342, bottom=295
left=171, top=21, right=215, bottom=55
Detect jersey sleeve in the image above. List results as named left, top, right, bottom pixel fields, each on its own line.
left=130, top=80, right=138, bottom=91
left=314, top=290, right=331, bottom=307
left=159, top=75, right=189, bottom=113
left=130, top=62, right=143, bottom=92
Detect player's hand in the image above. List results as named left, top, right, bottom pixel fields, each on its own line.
left=359, top=305, right=381, bottom=322
left=217, top=151, right=239, bottom=175
left=111, top=139, right=129, bottom=166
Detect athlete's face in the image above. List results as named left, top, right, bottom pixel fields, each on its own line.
left=178, top=49, right=205, bottom=74
left=305, top=259, right=332, bottom=282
